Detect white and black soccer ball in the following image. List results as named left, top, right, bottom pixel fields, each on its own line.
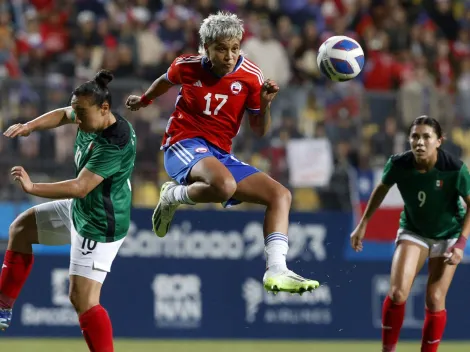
left=317, top=35, right=365, bottom=82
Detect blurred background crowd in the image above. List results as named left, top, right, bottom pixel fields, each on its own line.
left=0, top=0, right=469, bottom=210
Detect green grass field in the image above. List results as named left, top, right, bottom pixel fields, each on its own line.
left=0, top=339, right=468, bottom=352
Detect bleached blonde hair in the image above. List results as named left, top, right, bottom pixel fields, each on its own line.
left=198, top=11, right=244, bottom=56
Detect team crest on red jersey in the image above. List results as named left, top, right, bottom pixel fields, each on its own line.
left=195, top=147, right=208, bottom=153
left=230, top=81, right=242, bottom=95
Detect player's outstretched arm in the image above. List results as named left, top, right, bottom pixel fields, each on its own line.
left=3, top=107, right=74, bottom=138
left=360, top=183, right=392, bottom=224
left=11, top=166, right=104, bottom=199
left=350, top=183, right=391, bottom=251
left=248, top=79, right=279, bottom=137
left=126, top=74, right=174, bottom=111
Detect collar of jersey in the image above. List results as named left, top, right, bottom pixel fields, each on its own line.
left=201, top=55, right=244, bottom=78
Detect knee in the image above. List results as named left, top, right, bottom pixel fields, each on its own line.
left=211, top=177, right=237, bottom=201
left=389, top=286, right=409, bottom=304
left=9, top=216, right=25, bottom=241
left=426, top=289, right=446, bottom=311
left=270, top=186, right=292, bottom=208
left=69, top=284, right=99, bottom=315
left=9, top=220, right=21, bottom=242
left=9, top=209, right=36, bottom=245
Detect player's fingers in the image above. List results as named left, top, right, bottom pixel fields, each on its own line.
left=12, top=126, right=28, bottom=137
left=10, top=128, right=24, bottom=137
left=351, top=237, right=361, bottom=251
left=452, top=254, right=462, bottom=265
left=444, top=256, right=455, bottom=265
left=4, top=124, right=19, bottom=136
left=11, top=166, right=24, bottom=175
left=12, top=172, right=23, bottom=181
left=350, top=235, right=356, bottom=248
left=266, top=80, right=279, bottom=89
left=11, top=171, right=22, bottom=179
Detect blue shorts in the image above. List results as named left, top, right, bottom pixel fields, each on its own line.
left=164, top=138, right=260, bottom=207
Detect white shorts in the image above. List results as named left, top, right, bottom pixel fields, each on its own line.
left=34, top=200, right=125, bottom=284
left=396, top=228, right=458, bottom=258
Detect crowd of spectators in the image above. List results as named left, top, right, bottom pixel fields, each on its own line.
left=0, top=0, right=470, bottom=211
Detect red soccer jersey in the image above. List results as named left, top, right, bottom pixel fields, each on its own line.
left=162, top=54, right=264, bottom=153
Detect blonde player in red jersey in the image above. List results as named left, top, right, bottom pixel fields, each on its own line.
left=126, top=11, right=318, bottom=295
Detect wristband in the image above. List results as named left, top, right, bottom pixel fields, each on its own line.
left=454, top=236, right=468, bottom=250
left=140, top=94, right=153, bottom=106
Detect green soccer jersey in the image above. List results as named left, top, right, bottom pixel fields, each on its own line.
left=71, top=112, right=136, bottom=243
left=381, top=149, right=470, bottom=240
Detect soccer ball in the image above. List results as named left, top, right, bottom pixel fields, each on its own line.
left=317, top=36, right=365, bottom=82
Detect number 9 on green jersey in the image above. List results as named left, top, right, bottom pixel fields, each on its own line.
left=382, top=149, right=470, bottom=240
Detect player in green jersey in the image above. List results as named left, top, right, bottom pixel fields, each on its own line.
left=350, top=116, right=470, bottom=352
left=0, top=70, right=136, bottom=352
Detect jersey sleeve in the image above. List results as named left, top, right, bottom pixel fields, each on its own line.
left=457, top=163, right=470, bottom=197
left=85, top=144, right=122, bottom=179
left=165, top=57, right=183, bottom=85
left=245, top=76, right=263, bottom=113
left=381, top=157, right=398, bottom=185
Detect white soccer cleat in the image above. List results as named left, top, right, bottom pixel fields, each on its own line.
left=263, top=269, right=320, bottom=294
left=152, top=181, right=180, bottom=238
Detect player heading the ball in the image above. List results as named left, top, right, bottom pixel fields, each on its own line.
left=126, top=11, right=319, bottom=295
left=0, top=70, right=136, bottom=352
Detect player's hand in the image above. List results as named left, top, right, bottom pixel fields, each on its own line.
left=11, top=166, right=34, bottom=194
left=350, top=222, right=367, bottom=252
left=3, top=123, right=32, bottom=138
left=125, top=95, right=145, bottom=111
left=261, top=79, right=279, bottom=104
left=444, top=247, right=464, bottom=265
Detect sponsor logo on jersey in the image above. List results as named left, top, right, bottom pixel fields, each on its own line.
left=193, top=80, right=203, bottom=87
left=195, top=147, right=208, bottom=153
left=230, top=81, right=242, bottom=95
left=436, top=180, right=443, bottom=188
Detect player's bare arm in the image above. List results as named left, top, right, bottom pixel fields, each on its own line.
left=248, top=79, right=279, bottom=137
left=350, top=182, right=392, bottom=251
left=445, top=194, right=470, bottom=265
left=3, top=107, right=75, bottom=138
left=11, top=166, right=104, bottom=199
left=126, top=74, right=174, bottom=111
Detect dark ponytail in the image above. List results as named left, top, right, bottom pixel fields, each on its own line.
left=73, top=69, right=114, bottom=107
left=94, top=69, right=113, bottom=88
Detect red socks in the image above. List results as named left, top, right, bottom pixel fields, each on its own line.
left=1, top=250, right=115, bottom=352
left=79, top=305, right=114, bottom=352
left=381, top=295, right=447, bottom=352
left=382, top=295, right=406, bottom=352
left=0, top=250, right=34, bottom=308
left=421, top=309, right=447, bottom=352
